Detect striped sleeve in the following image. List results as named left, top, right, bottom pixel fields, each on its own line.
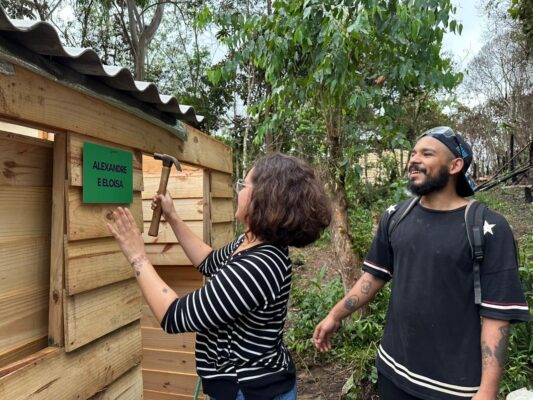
left=362, top=210, right=393, bottom=281
left=197, top=235, right=242, bottom=277
left=161, top=245, right=288, bottom=334
left=479, top=211, right=530, bottom=322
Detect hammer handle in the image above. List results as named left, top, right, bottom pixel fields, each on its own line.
left=148, top=165, right=171, bottom=237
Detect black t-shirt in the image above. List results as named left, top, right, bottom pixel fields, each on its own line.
left=362, top=201, right=530, bottom=400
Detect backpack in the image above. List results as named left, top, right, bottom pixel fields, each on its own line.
left=385, top=197, right=486, bottom=305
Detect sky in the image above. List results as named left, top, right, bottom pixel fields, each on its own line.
left=442, top=0, right=487, bottom=70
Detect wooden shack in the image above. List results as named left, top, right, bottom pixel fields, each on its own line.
left=0, top=10, right=233, bottom=400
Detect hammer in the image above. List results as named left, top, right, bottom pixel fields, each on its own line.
left=148, top=153, right=181, bottom=237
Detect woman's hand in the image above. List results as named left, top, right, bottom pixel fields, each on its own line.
left=106, top=207, right=146, bottom=266
left=151, top=191, right=177, bottom=221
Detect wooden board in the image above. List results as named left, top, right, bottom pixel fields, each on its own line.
left=0, top=65, right=232, bottom=173
left=0, top=186, right=51, bottom=240
left=142, top=156, right=201, bottom=175
left=144, top=389, right=203, bottom=400
left=145, top=244, right=193, bottom=266
left=211, top=222, right=234, bottom=250
left=142, top=198, right=204, bottom=222
left=0, top=322, right=142, bottom=399
left=0, top=286, right=48, bottom=358
left=65, top=237, right=134, bottom=295
left=143, top=370, right=200, bottom=395
left=142, top=349, right=196, bottom=374
left=67, top=133, right=143, bottom=191
left=0, top=335, right=47, bottom=369
left=156, top=266, right=203, bottom=290
left=67, top=187, right=142, bottom=241
left=64, top=279, right=142, bottom=352
left=142, top=174, right=204, bottom=199
left=49, top=132, right=66, bottom=346
left=210, top=171, right=233, bottom=198
left=0, top=131, right=53, bottom=186
left=141, top=328, right=196, bottom=353
left=211, top=198, right=233, bottom=223
left=89, top=365, right=143, bottom=400
left=0, top=239, right=50, bottom=294
left=142, top=221, right=203, bottom=244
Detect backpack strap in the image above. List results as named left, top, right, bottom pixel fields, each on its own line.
left=387, top=196, right=420, bottom=243
left=465, top=199, right=487, bottom=305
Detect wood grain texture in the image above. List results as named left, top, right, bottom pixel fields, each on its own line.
left=67, top=187, right=142, bottom=241
left=143, top=369, right=200, bottom=396
left=142, top=174, right=203, bottom=199
left=0, top=186, right=51, bottom=240
left=211, top=198, right=233, bottom=223
left=142, top=198, right=203, bottom=222
left=88, top=365, right=143, bottom=400
left=142, top=221, right=203, bottom=244
left=210, top=171, right=233, bottom=198
left=0, top=131, right=53, bottom=186
left=141, top=328, right=196, bottom=353
left=211, top=223, right=234, bottom=250
left=49, top=132, right=66, bottom=346
left=65, top=237, right=134, bottom=295
left=142, top=349, right=196, bottom=374
left=0, top=286, right=48, bottom=359
left=64, top=279, right=142, bottom=352
left=0, top=322, right=142, bottom=400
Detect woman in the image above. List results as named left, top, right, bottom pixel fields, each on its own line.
left=107, top=153, right=331, bottom=400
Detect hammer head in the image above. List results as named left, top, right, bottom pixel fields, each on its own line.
left=154, top=153, right=181, bottom=171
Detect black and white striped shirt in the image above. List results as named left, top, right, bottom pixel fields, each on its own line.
left=161, top=235, right=296, bottom=400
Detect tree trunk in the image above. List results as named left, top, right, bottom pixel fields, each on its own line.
left=510, top=133, right=516, bottom=183
left=326, top=131, right=360, bottom=294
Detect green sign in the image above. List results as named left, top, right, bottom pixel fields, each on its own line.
left=83, top=142, right=133, bottom=203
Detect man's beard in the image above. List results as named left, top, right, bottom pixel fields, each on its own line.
left=408, top=165, right=450, bottom=196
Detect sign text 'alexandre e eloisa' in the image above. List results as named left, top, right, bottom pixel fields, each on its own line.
left=82, top=142, right=133, bottom=203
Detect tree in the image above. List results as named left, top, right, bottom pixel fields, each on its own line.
left=212, top=0, right=462, bottom=291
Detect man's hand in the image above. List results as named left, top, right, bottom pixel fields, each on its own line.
left=313, top=314, right=341, bottom=352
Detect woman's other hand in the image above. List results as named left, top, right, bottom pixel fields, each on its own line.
left=106, top=207, right=146, bottom=265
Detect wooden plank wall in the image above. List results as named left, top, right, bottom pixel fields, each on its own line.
left=141, top=156, right=234, bottom=400
left=0, top=132, right=52, bottom=369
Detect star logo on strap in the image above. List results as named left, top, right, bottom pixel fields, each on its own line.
left=483, top=220, right=496, bottom=235
left=386, top=204, right=396, bottom=214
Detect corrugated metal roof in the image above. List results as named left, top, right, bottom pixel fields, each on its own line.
left=0, top=6, right=204, bottom=129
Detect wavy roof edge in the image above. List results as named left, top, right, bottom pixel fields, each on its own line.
left=0, top=6, right=204, bottom=135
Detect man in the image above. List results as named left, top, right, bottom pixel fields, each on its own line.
left=313, top=127, right=530, bottom=400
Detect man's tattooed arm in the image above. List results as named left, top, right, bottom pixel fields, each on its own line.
left=344, top=295, right=360, bottom=312
left=476, top=319, right=511, bottom=399
left=361, top=279, right=372, bottom=295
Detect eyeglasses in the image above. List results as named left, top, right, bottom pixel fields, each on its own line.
left=234, top=178, right=248, bottom=193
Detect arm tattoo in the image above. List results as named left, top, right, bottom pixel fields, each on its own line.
left=481, top=343, right=494, bottom=368
left=494, top=325, right=510, bottom=368
left=344, top=295, right=360, bottom=312
left=481, top=325, right=510, bottom=369
left=361, top=280, right=372, bottom=295
left=130, top=255, right=148, bottom=276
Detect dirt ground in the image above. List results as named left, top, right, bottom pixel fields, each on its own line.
left=289, top=186, right=533, bottom=399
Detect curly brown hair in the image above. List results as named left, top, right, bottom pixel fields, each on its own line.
left=245, top=153, right=331, bottom=248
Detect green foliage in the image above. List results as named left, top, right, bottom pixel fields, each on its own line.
left=509, top=0, right=533, bottom=44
